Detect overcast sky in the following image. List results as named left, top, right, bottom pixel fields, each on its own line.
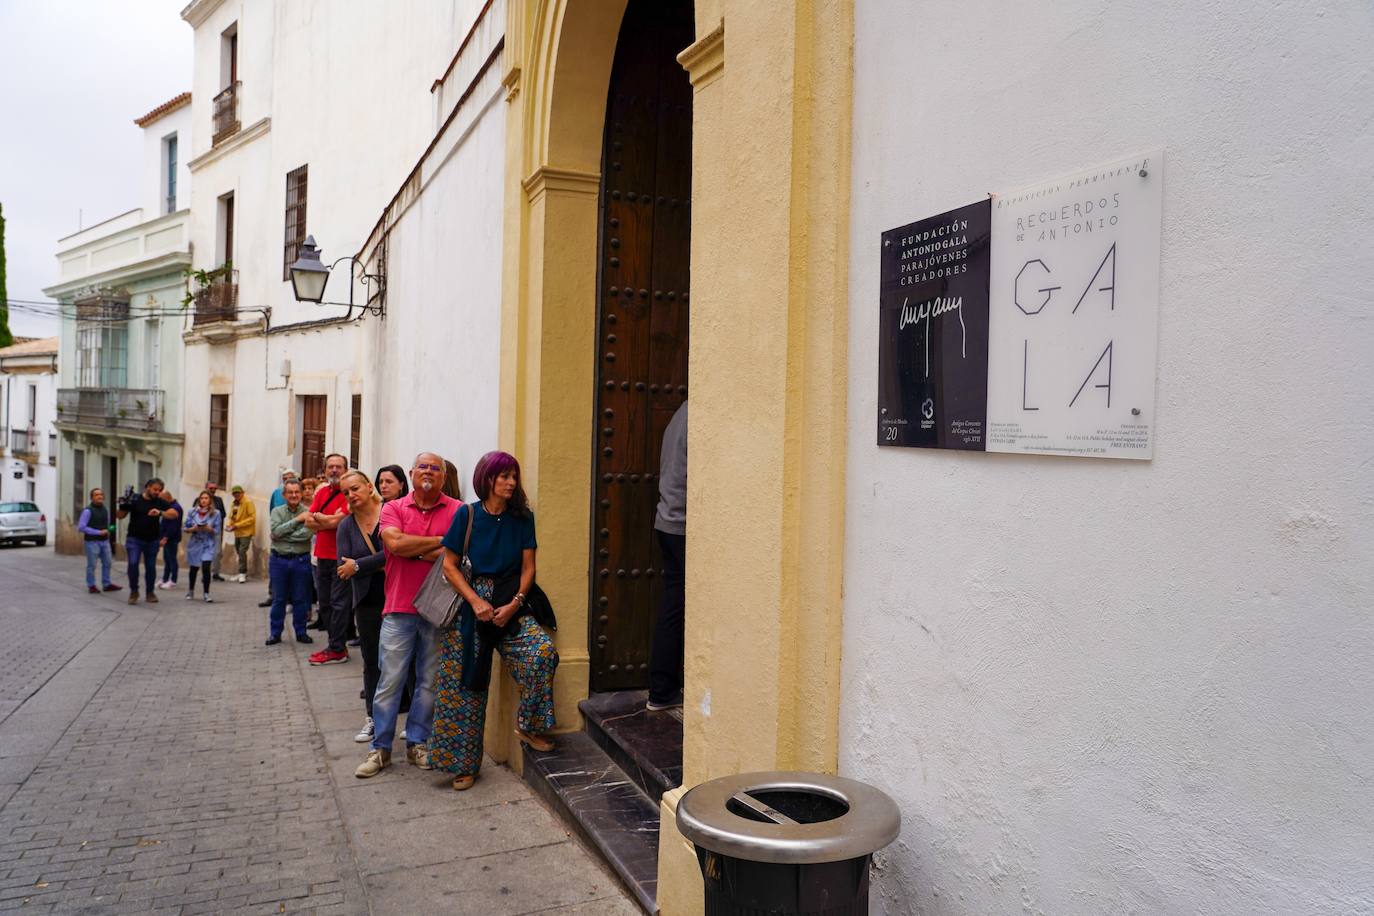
left=0, top=0, right=192, bottom=338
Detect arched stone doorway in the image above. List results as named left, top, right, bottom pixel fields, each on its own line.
left=495, top=0, right=695, bottom=743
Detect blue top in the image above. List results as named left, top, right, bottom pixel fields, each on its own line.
left=441, top=502, right=537, bottom=578
left=183, top=506, right=222, bottom=564
left=269, top=487, right=286, bottom=511
left=160, top=500, right=184, bottom=542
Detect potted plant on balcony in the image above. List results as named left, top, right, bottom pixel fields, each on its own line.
left=183, top=261, right=236, bottom=322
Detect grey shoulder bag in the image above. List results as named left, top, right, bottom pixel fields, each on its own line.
left=412, top=502, right=474, bottom=630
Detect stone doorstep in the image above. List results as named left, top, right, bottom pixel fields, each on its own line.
left=522, top=731, right=660, bottom=915
left=578, top=689, right=683, bottom=805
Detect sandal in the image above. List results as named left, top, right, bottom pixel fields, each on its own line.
left=451, top=774, right=476, bottom=791
left=515, top=728, right=554, bottom=753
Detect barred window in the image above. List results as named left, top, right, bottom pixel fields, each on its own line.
left=283, top=164, right=308, bottom=280
left=350, top=394, right=362, bottom=468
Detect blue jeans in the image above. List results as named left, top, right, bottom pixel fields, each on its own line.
left=125, top=537, right=159, bottom=595
left=268, top=553, right=313, bottom=638
left=84, top=540, right=113, bottom=588
left=161, top=540, right=180, bottom=583
left=371, top=613, right=439, bottom=752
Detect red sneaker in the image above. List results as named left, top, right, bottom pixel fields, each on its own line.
left=309, top=649, right=349, bottom=666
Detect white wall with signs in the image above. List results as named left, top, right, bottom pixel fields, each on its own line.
left=842, top=1, right=1374, bottom=914
left=986, top=151, right=1162, bottom=458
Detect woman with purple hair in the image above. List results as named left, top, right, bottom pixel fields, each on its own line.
left=430, top=451, right=558, bottom=790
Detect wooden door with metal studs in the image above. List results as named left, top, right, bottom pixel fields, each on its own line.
left=590, top=0, right=693, bottom=692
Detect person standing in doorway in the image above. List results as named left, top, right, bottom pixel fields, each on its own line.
left=207, top=482, right=227, bottom=582
left=305, top=454, right=352, bottom=666
left=228, top=485, right=256, bottom=582
left=116, top=478, right=177, bottom=605
left=266, top=480, right=315, bottom=646
left=157, top=491, right=184, bottom=590
left=78, top=488, right=119, bottom=594
left=183, top=490, right=221, bottom=603
left=354, top=453, right=456, bottom=779
left=647, top=400, right=687, bottom=711
left=336, top=469, right=387, bottom=744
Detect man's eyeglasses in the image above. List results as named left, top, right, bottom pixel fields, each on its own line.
left=414, top=463, right=443, bottom=472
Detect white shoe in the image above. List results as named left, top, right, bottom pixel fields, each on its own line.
left=185, top=590, right=194, bottom=600
left=203, top=594, right=214, bottom=603
left=354, top=716, right=375, bottom=743
left=236, top=574, right=247, bottom=583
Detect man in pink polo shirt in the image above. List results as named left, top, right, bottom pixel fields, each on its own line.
left=355, top=452, right=459, bottom=778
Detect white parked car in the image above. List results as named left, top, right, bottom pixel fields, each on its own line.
left=0, top=501, right=47, bottom=547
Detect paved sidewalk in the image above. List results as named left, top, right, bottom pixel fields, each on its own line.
left=0, top=545, right=636, bottom=914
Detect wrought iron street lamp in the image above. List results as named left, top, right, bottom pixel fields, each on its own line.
left=288, top=235, right=385, bottom=318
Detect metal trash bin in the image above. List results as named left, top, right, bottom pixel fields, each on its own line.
left=676, top=771, right=901, bottom=915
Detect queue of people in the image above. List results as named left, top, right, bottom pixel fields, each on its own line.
left=262, top=450, right=561, bottom=791
left=73, top=429, right=702, bottom=791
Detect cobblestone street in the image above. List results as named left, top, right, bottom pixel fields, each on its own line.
left=0, top=546, right=636, bottom=915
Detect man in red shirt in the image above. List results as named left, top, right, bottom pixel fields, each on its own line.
left=305, top=453, right=352, bottom=665
left=355, top=452, right=458, bottom=778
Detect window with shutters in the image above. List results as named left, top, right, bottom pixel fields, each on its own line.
left=299, top=395, right=326, bottom=478
left=283, top=165, right=308, bottom=280
left=208, top=395, right=229, bottom=487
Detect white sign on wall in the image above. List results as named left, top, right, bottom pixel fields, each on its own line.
left=984, top=151, right=1163, bottom=458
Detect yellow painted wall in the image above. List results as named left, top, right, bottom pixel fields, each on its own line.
left=500, top=2, right=853, bottom=911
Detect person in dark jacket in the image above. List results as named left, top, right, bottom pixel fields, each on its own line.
left=207, top=482, right=227, bottom=581
left=158, top=493, right=184, bottom=590
left=336, top=470, right=388, bottom=744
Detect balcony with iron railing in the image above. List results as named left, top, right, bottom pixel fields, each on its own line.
left=191, top=269, right=239, bottom=326
left=212, top=81, right=241, bottom=145
left=56, top=389, right=166, bottom=434
left=9, top=427, right=39, bottom=459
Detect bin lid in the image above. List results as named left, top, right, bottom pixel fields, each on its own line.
left=675, top=771, right=901, bottom=864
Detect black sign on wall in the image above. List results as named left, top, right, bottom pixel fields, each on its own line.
left=878, top=199, right=992, bottom=449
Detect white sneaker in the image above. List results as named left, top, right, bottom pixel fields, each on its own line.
left=185, top=590, right=194, bottom=600
left=235, top=574, right=247, bottom=583
left=203, top=594, right=214, bottom=603
left=353, top=716, right=375, bottom=743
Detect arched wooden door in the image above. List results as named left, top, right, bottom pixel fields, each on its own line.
left=589, top=0, right=693, bottom=692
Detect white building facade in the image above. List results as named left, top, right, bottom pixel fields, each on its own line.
left=0, top=337, right=60, bottom=540
left=179, top=0, right=497, bottom=573
left=42, top=97, right=194, bottom=553
left=840, top=2, right=1373, bottom=914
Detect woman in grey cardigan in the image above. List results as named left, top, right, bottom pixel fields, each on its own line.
left=335, top=470, right=387, bottom=744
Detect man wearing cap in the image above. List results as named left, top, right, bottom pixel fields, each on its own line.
left=261, top=469, right=298, bottom=607
left=228, top=485, right=257, bottom=583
